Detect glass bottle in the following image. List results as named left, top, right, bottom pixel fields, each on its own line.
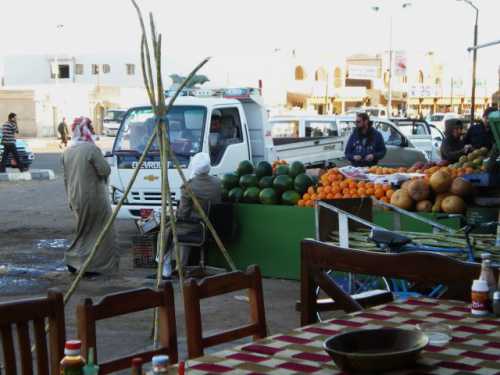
left=131, top=357, right=143, bottom=375
left=479, top=253, right=496, bottom=299
left=152, top=355, right=169, bottom=375
left=60, top=340, right=86, bottom=375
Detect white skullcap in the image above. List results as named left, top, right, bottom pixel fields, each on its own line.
left=189, top=152, right=211, bottom=179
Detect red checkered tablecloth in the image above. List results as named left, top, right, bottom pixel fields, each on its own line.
left=177, top=298, right=500, bottom=374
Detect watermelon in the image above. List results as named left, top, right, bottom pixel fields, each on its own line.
left=237, top=160, right=254, bottom=176
left=239, top=174, right=258, bottom=189
left=281, top=190, right=301, bottom=205
left=259, top=188, right=278, bottom=205
left=275, top=164, right=290, bottom=176
left=228, top=187, right=243, bottom=203
left=243, top=187, right=261, bottom=203
left=273, top=175, right=293, bottom=193
left=259, top=176, right=274, bottom=189
left=289, top=161, right=305, bottom=178
left=294, top=173, right=313, bottom=194
left=221, top=173, right=239, bottom=190
left=255, top=161, right=273, bottom=178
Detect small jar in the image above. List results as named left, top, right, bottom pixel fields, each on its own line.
left=471, top=279, right=490, bottom=316
left=493, top=291, right=500, bottom=316
left=152, top=355, right=169, bottom=375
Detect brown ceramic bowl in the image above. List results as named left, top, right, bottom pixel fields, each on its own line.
left=323, top=328, right=428, bottom=373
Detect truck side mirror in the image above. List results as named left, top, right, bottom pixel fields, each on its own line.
left=104, top=151, right=113, bottom=158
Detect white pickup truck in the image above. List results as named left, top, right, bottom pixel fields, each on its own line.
left=107, top=88, right=346, bottom=220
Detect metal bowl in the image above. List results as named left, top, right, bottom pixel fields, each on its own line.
left=323, top=328, right=429, bottom=373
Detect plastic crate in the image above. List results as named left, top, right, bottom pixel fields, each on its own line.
left=132, top=235, right=157, bottom=268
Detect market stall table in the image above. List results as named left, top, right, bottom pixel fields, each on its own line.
left=172, top=298, right=500, bottom=374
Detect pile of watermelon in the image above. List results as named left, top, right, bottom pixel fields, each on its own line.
left=221, top=160, right=315, bottom=206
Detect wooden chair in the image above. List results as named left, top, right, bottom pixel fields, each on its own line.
left=300, top=239, right=483, bottom=326
left=0, top=289, right=66, bottom=375
left=77, top=283, right=177, bottom=374
left=183, top=265, right=267, bottom=359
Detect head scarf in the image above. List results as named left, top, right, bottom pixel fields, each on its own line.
left=444, top=118, right=463, bottom=137
left=189, top=152, right=211, bottom=179
left=71, top=117, right=95, bottom=146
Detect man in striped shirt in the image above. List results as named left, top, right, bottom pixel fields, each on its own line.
left=0, top=112, right=27, bottom=172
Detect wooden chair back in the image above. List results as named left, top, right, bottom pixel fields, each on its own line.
left=77, top=283, right=177, bottom=374
left=183, top=265, right=267, bottom=359
left=0, top=290, right=66, bottom=375
left=300, top=239, right=483, bottom=325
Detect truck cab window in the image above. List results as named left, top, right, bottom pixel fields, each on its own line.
left=375, top=122, right=402, bottom=146
left=305, top=121, right=338, bottom=138
left=209, top=107, right=243, bottom=165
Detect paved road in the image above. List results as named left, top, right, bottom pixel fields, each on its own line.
left=32, top=153, right=63, bottom=174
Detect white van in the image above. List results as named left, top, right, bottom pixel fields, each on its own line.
left=344, top=107, right=388, bottom=118
left=103, top=109, right=127, bottom=136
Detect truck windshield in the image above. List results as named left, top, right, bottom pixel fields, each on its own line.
left=114, top=106, right=206, bottom=161
left=104, top=110, right=126, bottom=122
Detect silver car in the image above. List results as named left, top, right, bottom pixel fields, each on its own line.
left=336, top=116, right=428, bottom=167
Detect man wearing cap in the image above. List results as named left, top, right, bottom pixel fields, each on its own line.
left=440, top=118, right=472, bottom=163
left=464, top=106, right=496, bottom=151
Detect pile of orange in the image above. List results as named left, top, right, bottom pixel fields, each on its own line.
left=297, top=168, right=395, bottom=207
left=272, top=159, right=288, bottom=173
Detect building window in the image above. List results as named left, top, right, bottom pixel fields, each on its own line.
left=75, top=64, right=84, bottom=75
left=126, top=64, right=135, bottom=75
left=51, top=64, right=70, bottom=79
left=92, top=64, right=100, bottom=75
left=294, top=66, right=305, bottom=80
left=418, top=70, right=424, bottom=84
left=103, top=64, right=111, bottom=74
left=314, top=67, right=327, bottom=82
left=435, top=78, right=441, bottom=86
left=334, top=67, right=342, bottom=88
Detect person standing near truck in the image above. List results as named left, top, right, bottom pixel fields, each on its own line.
left=345, top=113, right=386, bottom=167
left=58, top=117, right=70, bottom=148
left=0, top=112, right=27, bottom=173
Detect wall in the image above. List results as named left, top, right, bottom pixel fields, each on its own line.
left=0, top=90, right=36, bottom=137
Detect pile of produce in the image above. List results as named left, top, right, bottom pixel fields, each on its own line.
left=389, top=168, right=476, bottom=213
left=221, top=160, right=315, bottom=205
left=297, top=168, right=395, bottom=207
left=448, top=147, right=489, bottom=170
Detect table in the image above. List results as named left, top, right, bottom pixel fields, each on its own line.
left=176, top=298, right=500, bottom=374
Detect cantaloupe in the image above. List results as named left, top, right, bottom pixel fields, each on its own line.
left=450, top=177, right=474, bottom=197
left=430, top=170, right=453, bottom=193
left=416, top=200, right=433, bottom=212
left=407, top=179, right=430, bottom=201
left=441, top=195, right=466, bottom=214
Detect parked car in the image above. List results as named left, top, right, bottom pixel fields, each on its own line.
left=390, top=118, right=444, bottom=162
left=336, top=116, right=428, bottom=168
left=428, top=112, right=460, bottom=132
left=103, top=109, right=127, bottom=136
left=0, top=137, right=35, bottom=169
left=344, top=107, right=388, bottom=118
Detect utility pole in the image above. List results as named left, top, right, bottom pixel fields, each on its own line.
left=457, top=0, right=479, bottom=127
left=450, top=77, right=454, bottom=112
left=387, top=16, right=393, bottom=117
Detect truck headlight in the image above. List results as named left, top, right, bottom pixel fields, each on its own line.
left=111, top=187, right=127, bottom=204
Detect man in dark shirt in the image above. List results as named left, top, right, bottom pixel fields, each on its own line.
left=440, top=118, right=472, bottom=163
left=345, top=113, right=386, bottom=167
left=0, top=113, right=26, bottom=173
left=463, top=106, right=496, bottom=151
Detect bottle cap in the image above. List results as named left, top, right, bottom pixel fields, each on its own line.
left=152, top=355, right=169, bottom=366
left=131, top=357, right=143, bottom=367
left=64, top=340, right=81, bottom=356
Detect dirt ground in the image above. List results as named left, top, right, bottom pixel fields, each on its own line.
left=0, top=154, right=300, bottom=370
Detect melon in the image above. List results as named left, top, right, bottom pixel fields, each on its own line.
left=390, top=189, right=413, bottom=210
left=401, top=180, right=412, bottom=192
left=407, top=179, right=430, bottom=201
left=432, top=193, right=452, bottom=212
left=441, top=195, right=466, bottom=214
left=416, top=200, right=432, bottom=212
left=429, top=170, right=452, bottom=193
left=450, top=177, right=475, bottom=197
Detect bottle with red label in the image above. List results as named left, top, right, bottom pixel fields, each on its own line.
left=471, top=279, right=490, bottom=316
left=60, top=340, right=86, bottom=375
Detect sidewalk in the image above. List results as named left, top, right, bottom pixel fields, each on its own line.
left=0, top=169, right=55, bottom=181
left=21, top=136, right=114, bottom=153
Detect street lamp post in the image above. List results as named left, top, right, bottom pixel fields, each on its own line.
left=372, top=2, right=412, bottom=117
left=457, top=0, right=478, bottom=127
left=54, top=24, right=64, bottom=85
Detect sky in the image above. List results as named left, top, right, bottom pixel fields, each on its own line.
left=1, top=0, right=499, bottom=93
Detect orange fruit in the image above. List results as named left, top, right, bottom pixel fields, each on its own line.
left=351, top=193, right=359, bottom=198
left=317, top=187, right=324, bottom=194
left=334, top=193, right=342, bottom=199
left=349, top=188, right=357, bottom=195
left=340, top=181, right=349, bottom=189
left=297, top=200, right=305, bottom=207
left=343, top=193, right=352, bottom=199
left=386, top=189, right=394, bottom=199
left=328, top=174, right=336, bottom=183
left=307, top=186, right=315, bottom=195
left=323, top=186, right=332, bottom=194
left=306, top=200, right=314, bottom=207
left=357, top=188, right=366, bottom=196
left=382, top=184, right=390, bottom=191
left=326, top=193, right=334, bottom=199
left=311, top=194, right=318, bottom=201
left=349, top=181, right=357, bottom=189
left=365, top=182, right=374, bottom=189
left=380, top=196, right=389, bottom=203
left=366, top=188, right=374, bottom=196
left=358, top=181, right=366, bottom=188
left=374, top=188, right=385, bottom=199
left=342, top=188, right=350, bottom=195
left=303, top=193, right=311, bottom=200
